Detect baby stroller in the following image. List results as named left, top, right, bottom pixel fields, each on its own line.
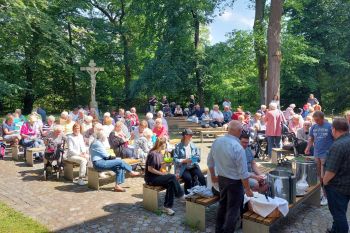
left=43, top=139, right=65, bottom=180
left=282, top=131, right=307, bottom=156
left=250, top=130, right=268, bottom=159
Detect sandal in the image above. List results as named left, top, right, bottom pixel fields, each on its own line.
left=113, top=187, right=126, bottom=192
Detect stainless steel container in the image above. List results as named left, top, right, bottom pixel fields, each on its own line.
left=267, top=170, right=296, bottom=204
left=295, top=160, right=317, bottom=186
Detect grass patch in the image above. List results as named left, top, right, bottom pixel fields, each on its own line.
left=0, top=202, right=50, bottom=233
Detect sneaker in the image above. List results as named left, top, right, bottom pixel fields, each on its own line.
left=99, top=172, right=108, bottom=179
left=321, top=196, right=328, bottom=206
left=77, top=179, right=85, bottom=186
left=162, top=207, right=175, bottom=216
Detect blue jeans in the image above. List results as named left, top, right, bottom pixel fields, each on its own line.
left=267, top=136, right=281, bottom=156
left=93, top=159, right=132, bottom=184
left=325, top=185, right=350, bottom=233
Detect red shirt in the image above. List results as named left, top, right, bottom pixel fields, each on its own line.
left=231, top=112, right=244, bottom=120
left=153, top=126, right=168, bottom=138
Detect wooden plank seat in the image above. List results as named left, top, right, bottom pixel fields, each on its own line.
left=88, top=158, right=142, bottom=190
left=200, top=130, right=227, bottom=143
left=143, top=168, right=208, bottom=212
left=26, top=147, right=46, bottom=167
left=185, top=195, right=220, bottom=231
left=242, top=183, right=321, bottom=233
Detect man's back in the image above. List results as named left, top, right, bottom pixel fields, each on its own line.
left=325, top=133, right=350, bottom=195
left=208, top=134, right=249, bottom=180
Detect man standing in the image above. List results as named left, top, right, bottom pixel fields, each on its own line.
left=148, top=95, right=157, bottom=114
left=208, top=120, right=253, bottom=233
left=305, top=111, right=333, bottom=206
left=323, top=118, right=350, bottom=233
left=307, top=94, right=319, bottom=107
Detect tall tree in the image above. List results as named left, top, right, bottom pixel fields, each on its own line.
left=253, top=0, right=267, bottom=104
left=89, top=0, right=133, bottom=103
left=266, top=0, right=283, bottom=103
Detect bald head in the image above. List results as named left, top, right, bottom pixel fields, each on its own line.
left=227, top=120, right=242, bottom=137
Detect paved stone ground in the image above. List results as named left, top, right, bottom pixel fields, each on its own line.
left=0, top=138, right=349, bottom=233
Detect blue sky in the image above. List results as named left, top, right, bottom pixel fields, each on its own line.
left=209, top=0, right=255, bottom=44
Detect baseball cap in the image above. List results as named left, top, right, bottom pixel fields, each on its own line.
left=182, top=129, right=193, bottom=136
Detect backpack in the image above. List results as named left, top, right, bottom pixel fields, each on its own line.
left=0, top=142, right=6, bottom=159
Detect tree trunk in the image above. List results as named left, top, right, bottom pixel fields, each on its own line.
left=23, top=54, right=34, bottom=114
left=90, top=0, right=132, bottom=104
left=119, top=0, right=132, bottom=104
left=23, top=27, right=40, bottom=114
left=254, top=0, right=267, bottom=105
left=267, top=0, right=283, bottom=104
left=121, top=33, right=132, bottom=102
left=192, top=10, right=204, bottom=106
left=67, top=22, right=77, bottom=105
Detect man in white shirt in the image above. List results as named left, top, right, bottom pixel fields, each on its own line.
left=208, top=120, right=253, bottom=232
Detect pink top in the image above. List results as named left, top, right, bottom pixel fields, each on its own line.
left=288, top=118, right=304, bottom=135
left=153, top=126, right=168, bottom=138
left=265, top=110, right=284, bottom=136
left=20, top=122, right=36, bottom=136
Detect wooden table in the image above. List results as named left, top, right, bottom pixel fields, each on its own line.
left=243, top=183, right=321, bottom=233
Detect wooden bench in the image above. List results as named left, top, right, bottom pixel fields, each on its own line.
left=200, top=130, right=226, bottom=143
left=88, top=158, right=142, bottom=190
left=143, top=168, right=208, bottom=212
left=242, top=183, right=321, bottom=233
left=185, top=195, right=220, bottom=231
left=26, top=147, right=46, bottom=166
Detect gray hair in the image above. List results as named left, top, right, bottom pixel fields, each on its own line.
left=269, top=103, right=277, bottom=110
left=146, top=112, right=153, bottom=119
left=94, top=130, right=106, bottom=142
left=48, top=115, right=56, bottom=122
left=157, top=111, right=164, bottom=117
left=53, top=125, right=63, bottom=132
left=143, top=128, right=153, bottom=138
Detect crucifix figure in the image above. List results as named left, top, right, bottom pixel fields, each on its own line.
left=80, top=60, right=104, bottom=108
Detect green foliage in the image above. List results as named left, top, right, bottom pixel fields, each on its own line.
left=0, top=0, right=349, bottom=115
left=282, top=0, right=350, bottom=113
left=204, top=31, right=259, bottom=111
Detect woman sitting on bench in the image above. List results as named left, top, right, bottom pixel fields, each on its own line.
left=66, top=123, right=89, bottom=186
left=144, top=137, right=184, bottom=216
left=109, top=121, right=135, bottom=159
left=173, top=129, right=206, bottom=194
left=20, top=114, right=45, bottom=159
left=90, top=130, right=140, bottom=192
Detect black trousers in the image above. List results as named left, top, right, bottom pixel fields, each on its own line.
left=148, top=174, right=184, bottom=208
left=216, top=176, right=244, bottom=233
left=181, top=166, right=206, bottom=194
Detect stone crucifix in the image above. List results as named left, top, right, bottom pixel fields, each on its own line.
left=80, top=60, right=104, bottom=108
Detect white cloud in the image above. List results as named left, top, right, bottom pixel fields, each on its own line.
left=219, top=11, right=234, bottom=22
left=217, top=10, right=254, bottom=28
